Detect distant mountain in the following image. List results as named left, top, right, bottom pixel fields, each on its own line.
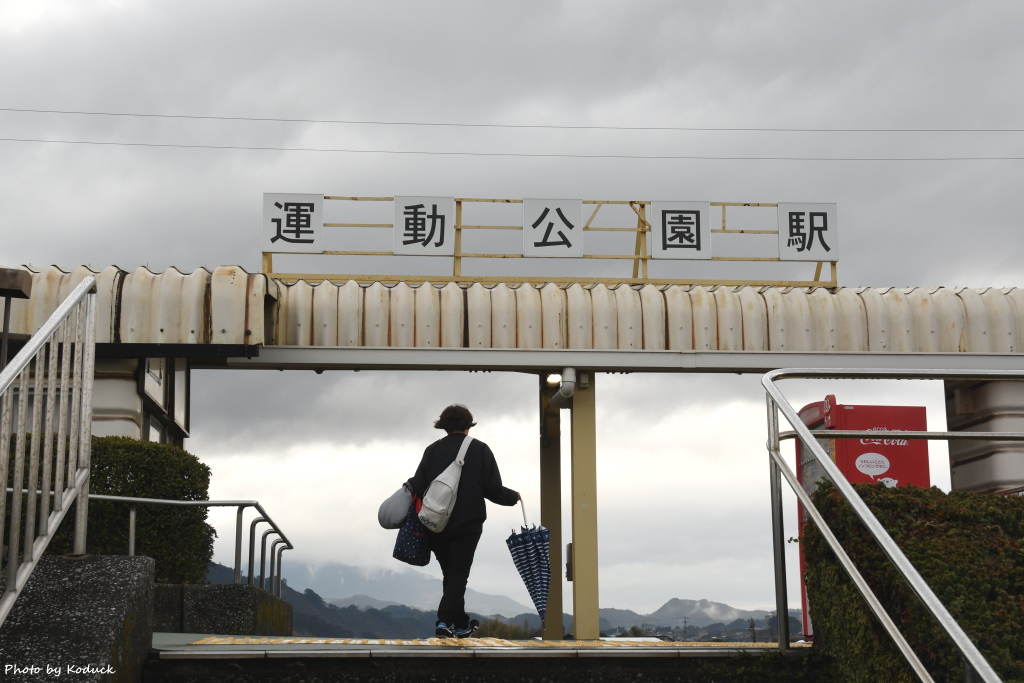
left=598, top=607, right=645, bottom=628
left=596, top=598, right=796, bottom=630
left=282, top=561, right=532, bottom=617
left=205, top=563, right=799, bottom=639
left=645, top=598, right=771, bottom=628
left=331, top=594, right=402, bottom=610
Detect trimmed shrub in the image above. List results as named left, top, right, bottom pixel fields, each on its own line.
left=47, top=436, right=216, bottom=583
left=804, top=482, right=1024, bottom=682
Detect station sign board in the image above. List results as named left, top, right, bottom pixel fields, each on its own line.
left=262, top=195, right=838, bottom=262
left=261, top=193, right=323, bottom=254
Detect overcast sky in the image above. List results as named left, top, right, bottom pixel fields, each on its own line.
left=3, top=1, right=1022, bottom=616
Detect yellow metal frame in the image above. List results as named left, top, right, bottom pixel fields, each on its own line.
left=569, top=372, right=600, bottom=640
left=539, top=376, right=564, bottom=641
left=261, top=197, right=838, bottom=287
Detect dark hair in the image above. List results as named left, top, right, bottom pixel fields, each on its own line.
left=434, top=404, right=477, bottom=432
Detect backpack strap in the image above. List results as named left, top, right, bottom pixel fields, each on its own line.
left=455, top=436, right=474, bottom=466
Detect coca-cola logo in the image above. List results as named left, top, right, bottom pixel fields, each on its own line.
left=859, top=427, right=910, bottom=446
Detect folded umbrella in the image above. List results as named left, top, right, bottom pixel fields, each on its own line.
left=506, top=500, right=551, bottom=620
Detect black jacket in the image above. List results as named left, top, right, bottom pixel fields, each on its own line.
left=409, top=433, right=519, bottom=537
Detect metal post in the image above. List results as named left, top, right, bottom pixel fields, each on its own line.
left=234, top=505, right=247, bottom=584
left=128, top=506, right=136, bottom=556
left=247, top=517, right=266, bottom=585
left=259, top=529, right=274, bottom=590
left=1, top=296, right=11, bottom=372
left=273, top=542, right=287, bottom=598
left=8, top=370, right=32, bottom=591
left=269, top=539, right=284, bottom=594
left=274, top=544, right=286, bottom=598
left=23, top=356, right=45, bottom=558
left=73, top=293, right=96, bottom=555
left=963, top=657, right=978, bottom=683
left=0, top=268, right=32, bottom=373
left=766, top=394, right=790, bottom=648
left=539, top=374, right=563, bottom=640
left=570, top=371, right=600, bottom=640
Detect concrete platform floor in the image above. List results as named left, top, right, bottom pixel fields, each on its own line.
left=153, top=632, right=805, bottom=660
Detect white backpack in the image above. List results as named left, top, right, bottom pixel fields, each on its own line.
left=418, top=436, right=473, bottom=533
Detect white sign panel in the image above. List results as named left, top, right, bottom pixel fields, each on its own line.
left=523, top=199, right=583, bottom=258
left=393, top=197, right=456, bottom=256
left=650, top=201, right=712, bottom=259
left=262, top=193, right=323, bottom=253
left=778, top=203, right=838, bottom=261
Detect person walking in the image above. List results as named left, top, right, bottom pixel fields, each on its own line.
left=408, top=404, right=520, bottom=638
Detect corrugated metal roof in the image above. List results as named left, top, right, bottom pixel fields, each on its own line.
left=8, top=265, right=269, bottom=346
left=8, top=266, right=1024, bottom=354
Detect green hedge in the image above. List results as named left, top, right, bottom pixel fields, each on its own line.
left=46, top=436, right=216, bottom=583
left=804, top=482, right=1024, bottom=682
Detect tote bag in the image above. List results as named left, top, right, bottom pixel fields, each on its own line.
left=393, top=501, right=431, bottom=566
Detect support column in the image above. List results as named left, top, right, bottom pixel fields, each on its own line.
left=539, top=375, right=563, bottom=640
left=570, top=371, right=599, bottom=639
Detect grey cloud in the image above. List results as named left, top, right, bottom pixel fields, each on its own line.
left=188, top=368, right=538, bottom=454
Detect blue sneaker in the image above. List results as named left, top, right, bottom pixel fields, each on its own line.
left=455, top=619, right=480, bottom=639
left=435, top=621, right=455, bottom=638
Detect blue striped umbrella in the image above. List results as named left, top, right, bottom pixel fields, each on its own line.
left=506, top=501, right=551, bottom=620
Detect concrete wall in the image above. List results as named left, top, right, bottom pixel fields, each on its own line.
left=153, top=584, right=291, bottom=636
left=0, top=555, right=154, bottom=683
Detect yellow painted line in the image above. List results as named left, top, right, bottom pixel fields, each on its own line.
left=188, top=636, right=799, bottom=648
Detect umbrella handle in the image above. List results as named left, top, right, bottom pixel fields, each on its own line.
left=519, top=499, right=528, bottom=528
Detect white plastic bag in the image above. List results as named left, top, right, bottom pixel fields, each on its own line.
left=378, top=483, right=413, bottom=529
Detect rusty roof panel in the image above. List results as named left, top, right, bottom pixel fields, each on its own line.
left=614, top=285, right=642, bottom=351
left=414, top=282, right=440, bottom=348
left=211, top=266, right=266, bottom=346
left=337, top=280, right=364, bottom=347
left=491, top=284, right=516, bottom=349
left=540, top=283, right=567, bottom=350
left=981, top=288, right=1017, bottom=353
left=639, top=285, right=666, bottom=351
left=566, top=284, right=592, bottom=350
left=363, top=282, right=390, bottom=347
left=664, top=286, right=693, bottom=351
left=714, top=287, right=743, bottom=352
left=690, top=286, right=718, bottom=351
left=312, top=280, right=339, bottom=346
left=439, top=282, right=463, bottom=349
left=736, top=286, right=768, bottom=351
left=515, top=283, right=541, bottom=350
left=591, top=285, right=617, bottom=350
left=466, top=283, right=490, bottom=349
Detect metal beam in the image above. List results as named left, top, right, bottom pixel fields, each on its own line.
left=226, top=346, right=1024, bottom=374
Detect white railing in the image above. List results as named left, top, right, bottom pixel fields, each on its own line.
left=0, top=276, right=96, bottom=625
left=764, top=368, right=1013, bottom=683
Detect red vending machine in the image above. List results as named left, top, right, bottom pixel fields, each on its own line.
left=795, top=395, right=930, bottom=638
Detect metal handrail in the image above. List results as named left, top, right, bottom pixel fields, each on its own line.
left=0, top=276, right=96, bottom=627
left=764, top=367, right=1016, bottom=683
left=87, top=494, right=293, bottom=598
left=4, top=489, right=295, bottom=599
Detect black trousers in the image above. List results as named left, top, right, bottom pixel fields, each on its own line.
left=429, top=528, right=482, bottom=628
